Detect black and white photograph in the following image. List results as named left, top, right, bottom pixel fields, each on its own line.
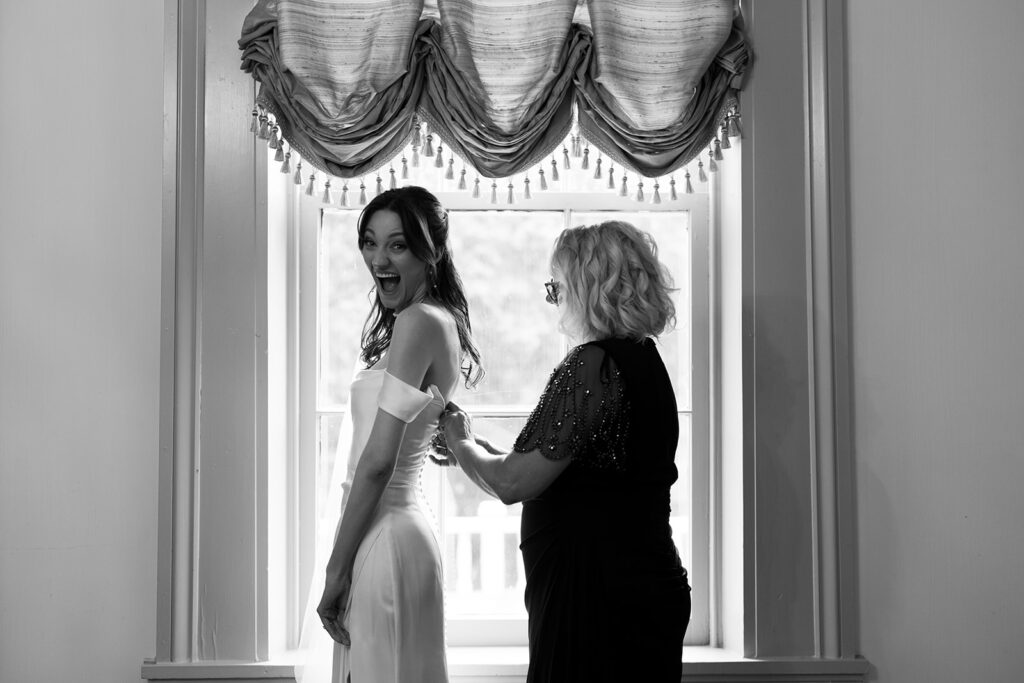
left=1, top=1, right=1022, bottom=682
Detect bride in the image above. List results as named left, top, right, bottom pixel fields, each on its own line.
left=315, top=186, right=482, bottom=683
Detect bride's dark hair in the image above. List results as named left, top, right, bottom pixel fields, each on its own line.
left=357, top=186, right=483, bottom=388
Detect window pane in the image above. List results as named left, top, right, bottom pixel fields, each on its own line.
left=314, top=206, right=696, bottom=626
left=316, top=412, right=345, bottom=522
left=447, top=211, right=565, bottom=408
left=671, top=413, right=693, bottom=571
left=440, top=416, right=527, bottom=618
left=571, top=212, right=691, bottom=410
left=320, top=210, right=372, bottom=408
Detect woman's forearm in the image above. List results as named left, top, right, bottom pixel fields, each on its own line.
left=451, top=438, right=512, bottom=503
left=325, top=459, right=391, bottom=578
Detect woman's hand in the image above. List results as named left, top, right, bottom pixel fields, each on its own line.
left=475, top=434, right=506, bottom=455
left=440, top=402, right=473, bottom=445
left=317, top=572, right=352, bottom=646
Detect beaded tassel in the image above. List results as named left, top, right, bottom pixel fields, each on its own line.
left=340, top=182, right=349, bottom=207
left=709, top=149, right=718, bottom=174
left=412, top=122, right=422, bottom=147
left=635, top=179, right=644, bottom=202
left=293, top=161, right=303, bottom=185
left=619, top=174, right=628, bottom=197
left=424, top=134, right=434, bottom=157
left=280, top=151, right=291, bottom=174
left=359, top=181, right=367, bottom=205
left=653, top=181, right=661, bottom=204
left=458, top=168, right=467, bottom=190
left=713, top=138, right=724, bottom=161
left=551, top=158, right=559, bottom=182
left=268, top=125, right=280, bottom=149
left=698, top=160, right=707, bottom=183
left=274, top=144, right=285, bottom=163
left=506, top=182, right=515, bottom=205
left=473, top=177, right=481, bottom=198
left=581, top=147, right=590, bottom=171
left=726, top=112, right=742, bottom=138
left=434, top=145, right=444, bottom=168
left=389, top=167, right=397, bottom=190
left=401, top=156, right=409, bottom=179
left=445, top=157, right=454, bottom=180
left=523, top=177, right=531, bottom=200
left=671, top=176, right=679, bottom=200
left=412, top=145, right=420, bottom=168
left=539, top=167, right=547, bottom=190
left=607, top=164, right=616, bottom=190
left=572, top=134, right=582, bottom=157
left=563, top=147, right=571, bottom=169
left=257, top=113, right=270, bottom=139
left=594, top=156, right=603, bottom=179
left=490, top=181, right=498, bottom=204
left=685, top=170, right=694, bottom=194
left=720, top=123, right=731, bottom=149
left=305, top=174, right=316, bottom=196
left=321, top=179, right=332, bottom=204
left=375, top=175, right=383, bottom=196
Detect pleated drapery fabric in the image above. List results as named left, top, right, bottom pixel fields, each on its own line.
left=239, top=0, right=751, bottom=180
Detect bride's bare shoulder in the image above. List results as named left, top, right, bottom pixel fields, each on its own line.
left=393, top=303, right=457, bottom=347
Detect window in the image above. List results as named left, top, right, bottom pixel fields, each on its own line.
left=151, top=5, right=865, bottom=680
left=283, top=170, right=712, bottom=648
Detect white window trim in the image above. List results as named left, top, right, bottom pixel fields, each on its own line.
left=145, top=0, right=868, bottom=680
left=292, top=193, right=712, bottom=650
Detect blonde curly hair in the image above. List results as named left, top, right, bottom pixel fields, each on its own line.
left=551, top=220, right=676, bottom=341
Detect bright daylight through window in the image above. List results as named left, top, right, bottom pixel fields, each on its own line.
left=277, top=145, right=717, bottom=649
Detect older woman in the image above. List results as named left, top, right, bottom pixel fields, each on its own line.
left=440, top=220, right=691, bottom=682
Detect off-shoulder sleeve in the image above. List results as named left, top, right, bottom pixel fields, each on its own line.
left=513, top=344, right=630, bottom=470
left=378, top=371, right=434, bottom=423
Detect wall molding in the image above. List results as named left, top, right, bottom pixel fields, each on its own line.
left=804, top=0, right=858, bottom=660
left=151, top=0, right=269, bottom=672
left=142, top=653, right=868, bottom=683
left=740, top=0, right=862, bottom=663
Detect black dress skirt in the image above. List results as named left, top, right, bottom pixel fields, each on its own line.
left=513, top=338, right=691, bottom=683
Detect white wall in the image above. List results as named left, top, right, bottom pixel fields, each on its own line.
left=847, top=1, right=1024, bottom=680
left=0, top=2, right=164, bottom=682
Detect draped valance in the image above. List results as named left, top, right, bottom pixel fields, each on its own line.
left=239, top=0, right=751, bottom=180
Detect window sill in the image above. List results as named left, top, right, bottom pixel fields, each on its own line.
left=143, top=648, right=869, bottom=682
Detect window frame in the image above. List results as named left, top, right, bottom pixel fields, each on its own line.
left=146, top=0, right=869, bottom=680
left=290, top=191, right=713, bottom=648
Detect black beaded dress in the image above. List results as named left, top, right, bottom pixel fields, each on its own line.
left=513, top=337, right=691, bottom=683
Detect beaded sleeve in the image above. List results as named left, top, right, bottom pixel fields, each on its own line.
left=512, top=343, right=630, bottom=470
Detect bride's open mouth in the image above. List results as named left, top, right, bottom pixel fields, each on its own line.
left=376, top=272, right=400, bottom=294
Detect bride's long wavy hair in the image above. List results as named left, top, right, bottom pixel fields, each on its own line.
left=357, top=186, right=483, bottom=388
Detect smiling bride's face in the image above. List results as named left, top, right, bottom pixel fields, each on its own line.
left=359, top=209, right=429, bottom=313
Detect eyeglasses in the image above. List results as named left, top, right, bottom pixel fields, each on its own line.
left=544, top=280, right=560, bottom=305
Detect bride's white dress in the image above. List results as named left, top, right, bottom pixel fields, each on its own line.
left=330, top=362, right=449, bottom=683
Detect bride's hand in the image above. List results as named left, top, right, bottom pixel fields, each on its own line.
left=317, top=572, right=352, bottom=646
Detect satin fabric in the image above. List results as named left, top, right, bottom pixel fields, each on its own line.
left=239, top=0, right=751, bottom=179
left=333, top=366, right=449, bottom=683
